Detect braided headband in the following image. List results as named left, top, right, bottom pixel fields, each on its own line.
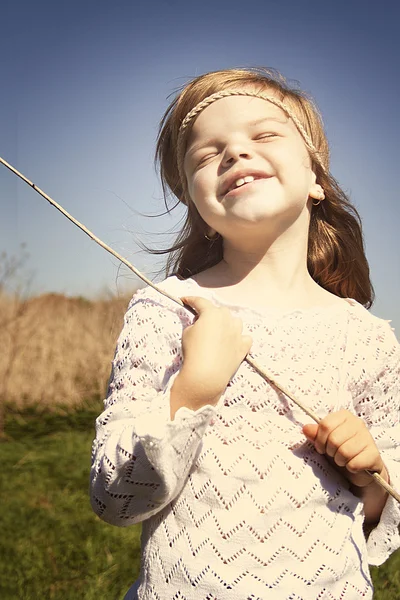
left=177, top=89, right=327, bottom=199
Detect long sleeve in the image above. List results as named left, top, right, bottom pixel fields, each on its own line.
left=348, top=314, right=400, bottom=566
left=90, top=286, right=215, bottom=526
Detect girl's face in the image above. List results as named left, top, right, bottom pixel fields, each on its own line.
left=183, top=94, right=322, bottom=241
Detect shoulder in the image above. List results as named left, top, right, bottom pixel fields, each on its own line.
left=346, top=299, right=397, bottom=339
left=345, top=299, right=399, bottom=369
left=125, top=276, right=197, bottom=326
left=157, top=275, right=199, bottom=298
left=128, top=276, right=197, bottom=307
left=112, top=277, right=196, bottom=363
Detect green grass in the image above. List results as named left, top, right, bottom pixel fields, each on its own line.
left=0, top=404, right=399, bottom=599
left=0, top=404, right=141, bottom=600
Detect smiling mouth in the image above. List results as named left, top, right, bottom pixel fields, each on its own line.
left=224, top=174, right=269, bottom=196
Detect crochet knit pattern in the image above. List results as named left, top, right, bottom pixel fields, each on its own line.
left=90, top=276, right=400, bottom=600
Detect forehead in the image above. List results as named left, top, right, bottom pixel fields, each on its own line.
left=187, top=95, right=293, bottom=143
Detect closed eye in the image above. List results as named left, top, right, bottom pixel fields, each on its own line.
left=254, top=132, right=279, bottom=141
left=196, top=152, right=218, bottom=167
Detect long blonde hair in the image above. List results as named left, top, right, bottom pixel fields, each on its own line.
left=154, top=68, right=374, bottom=307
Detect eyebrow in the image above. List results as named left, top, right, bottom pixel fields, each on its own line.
left=186, top=116, right=289, bottom=158
left=248, top=116, right=289, bottom=127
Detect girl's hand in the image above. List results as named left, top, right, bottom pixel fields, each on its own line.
left=171, top=296, right=252, bottom=414
left=303, top=409, right=387, bottom=488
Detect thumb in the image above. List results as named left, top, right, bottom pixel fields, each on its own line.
left=303, top=423, right=318, bottom=441
left=180, top=295, right=216, bottom=316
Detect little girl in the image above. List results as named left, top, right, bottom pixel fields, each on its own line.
left=90, top=68, right=400, bottom=599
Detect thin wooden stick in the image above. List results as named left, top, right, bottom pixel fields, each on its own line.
left=0, top=157, right=183, bottom=311
left=1, top=155, right=399, bottom=504
left=246, top=355, right=400, bottom=502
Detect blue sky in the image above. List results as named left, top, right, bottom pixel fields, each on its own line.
left=1, top=0, right=399, bottom=331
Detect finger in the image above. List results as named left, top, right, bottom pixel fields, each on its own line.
left=313, top=411, right=348, bottom=454
left=346, top=447, right=383, bottom=474
left=242, top=334, right=253, bottom=354
left=180, top=296, right=216, bottom=315
left=303, top=423, right=318, bottom=442
left=325, top=426, right=358, bottom=459
left=331, top=435, right=367, bottom=468
left=326, top=415, right=370, bottom=459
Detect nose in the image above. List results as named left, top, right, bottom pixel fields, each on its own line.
left=221, top=141, right=252, bottom=167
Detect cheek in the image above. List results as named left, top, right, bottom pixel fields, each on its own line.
left=188, top=171, right=214, bottom=202
left=186, top=178, right=206, bottom=216
left=277, top=154, right=314, bottom=192
left=272, top=139, right=312, bottom=171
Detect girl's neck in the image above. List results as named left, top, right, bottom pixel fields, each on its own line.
left=220, top=232, right=311, bottom=287
left=192, top=264, right=340, bottom=310
left=189, top=218, right=347, bottom=310
left=191, top=241, right=341, bottom=310
left=217, top=213, right=310, bottom=283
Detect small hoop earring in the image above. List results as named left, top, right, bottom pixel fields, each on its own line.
left=204, top=232, right=220, bottom=241
left=312, top=191, right=325, bottom=206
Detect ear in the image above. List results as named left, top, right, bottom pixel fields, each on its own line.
left=308, top=181, right=325, bottom=201
left=307, top=170, right=325, bottom=201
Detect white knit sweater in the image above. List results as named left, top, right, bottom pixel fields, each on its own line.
left=90, top=276, right=400, bottom=600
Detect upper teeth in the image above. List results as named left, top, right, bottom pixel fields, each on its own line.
left=234, top=175, right=255, bottom=188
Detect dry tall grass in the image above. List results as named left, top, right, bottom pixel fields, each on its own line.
left=0, top=288, right=140, bottom=409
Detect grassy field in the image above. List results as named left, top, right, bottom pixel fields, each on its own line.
left=0, top=404, right=141, bottom=600
left=1, top=405, right=399, bottom=600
